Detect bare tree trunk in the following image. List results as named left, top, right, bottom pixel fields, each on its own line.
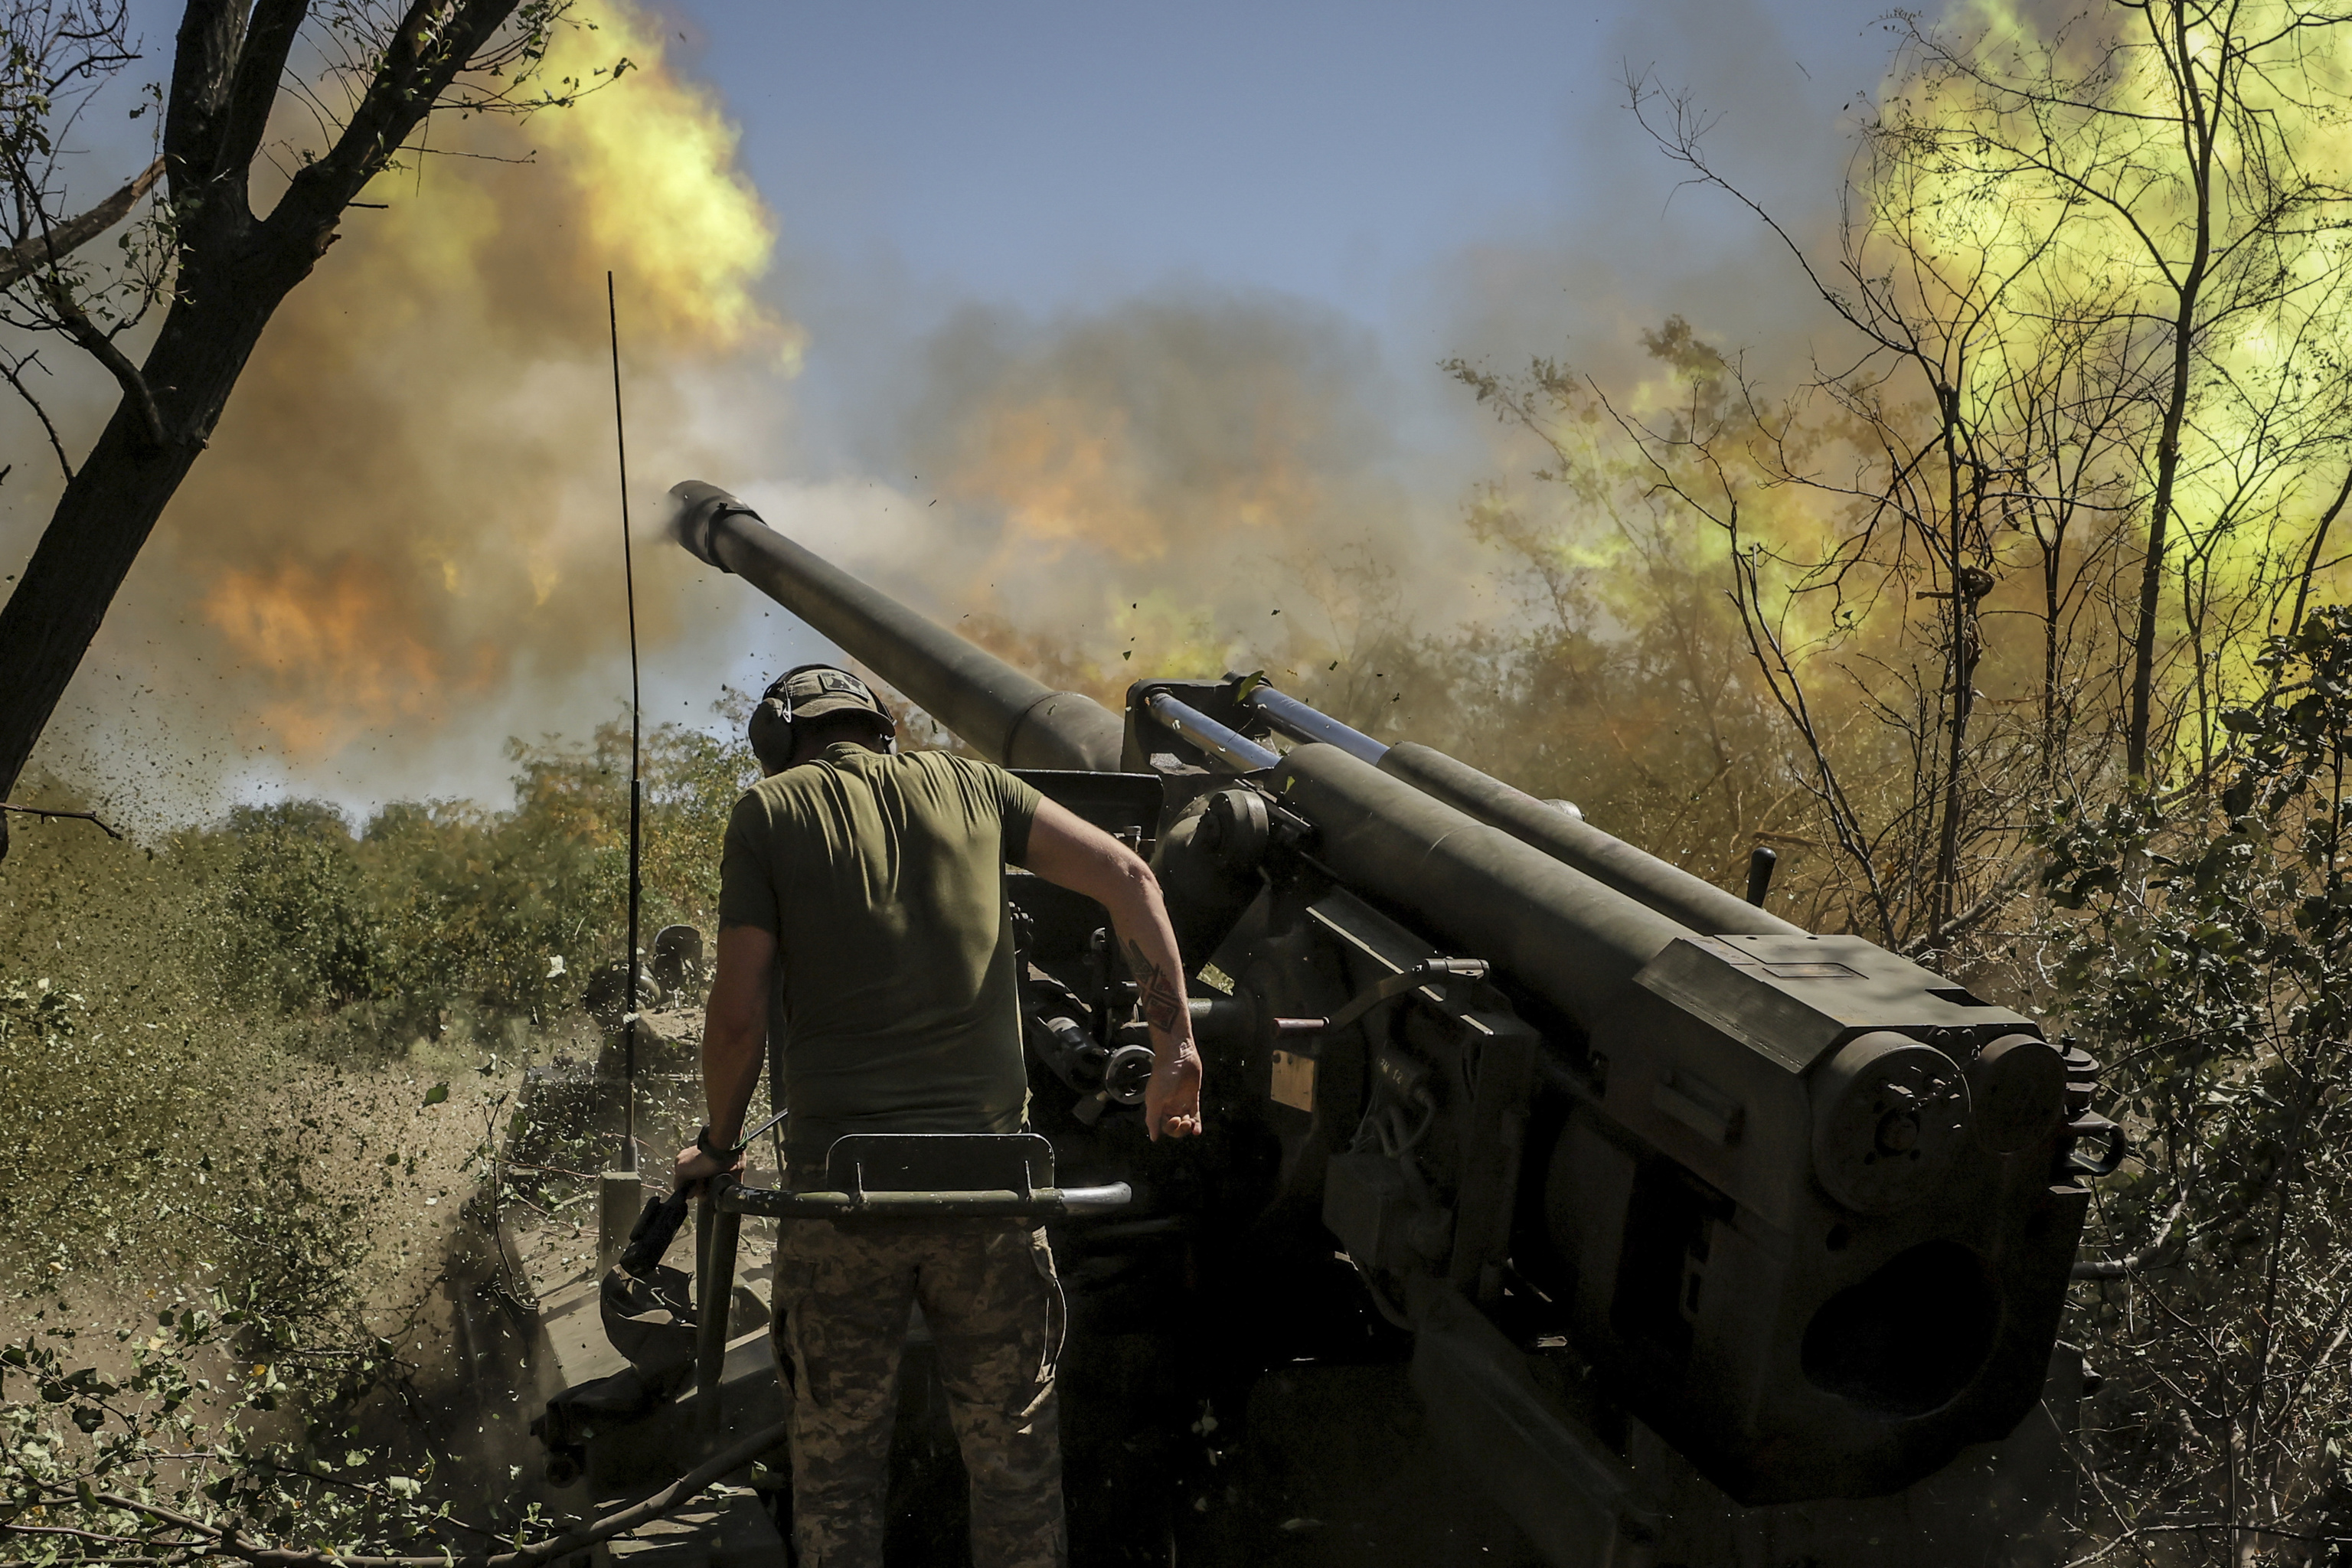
left=2043, top=518, right=2064, bottom=768
left=0, top=0, right=531, bottom=840
left=0, top=242, right=314, bottom=796
left=2125, top=0, right=2219, bottom=782
left=1931, top=383, right=1975, bottom=939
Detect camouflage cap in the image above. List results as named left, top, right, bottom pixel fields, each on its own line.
left=768, top=665, right=892, bottom=727
left=748, top=665, right=895, bottom=771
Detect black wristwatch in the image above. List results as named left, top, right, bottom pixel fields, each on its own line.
left=694, top=1125, right=740, bottom=1158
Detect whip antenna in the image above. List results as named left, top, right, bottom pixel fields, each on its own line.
left=609, top=270, right=643, bottom=1173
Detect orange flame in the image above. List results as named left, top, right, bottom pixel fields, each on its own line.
left=942, top=335, right=1333, bottom=567
left=166, top=0, right=789, bottom=770
left=199, top=561, right=497, bottom=756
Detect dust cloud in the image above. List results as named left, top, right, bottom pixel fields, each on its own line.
left=22, top=0, right=801, bottom=818
left=826, top=292, right=1464, bottom=705
left=12, top=0, right=1889, bottom=821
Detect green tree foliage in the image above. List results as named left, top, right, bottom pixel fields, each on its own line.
left=0, top=708, right=754, bottom=1280
left=156, top=714, right=762, bottom=1042
left=221, top=802, right=379, bottom=1014
left=0, top=710, right=758, bottom=1566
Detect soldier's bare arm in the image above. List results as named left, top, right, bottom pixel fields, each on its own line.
left=1018, top=797, right=1204, bottom=1141
left=675, top=921, right=775, bottom=1189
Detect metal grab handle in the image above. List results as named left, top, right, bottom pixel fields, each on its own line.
left=691, top=1173, right=1132, bottom=1432
left=2064, top=1111, right=2128, bottom=1178
left=1142, top=688, right=1280, bottom=773
left=1237, top=678, right=1390, bottom=765
left=712, top=1178, right=1134, bottom=1220
left=1276, top=956, right=1491, bottom=1038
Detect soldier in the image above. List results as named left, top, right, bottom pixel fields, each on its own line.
left=672, top=664, right=1203, bottom=1568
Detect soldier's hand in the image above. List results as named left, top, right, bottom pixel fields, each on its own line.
left=673, top=1141, right=746, bottom=1196
left=1145, top=1039, right=1204, bottom=1142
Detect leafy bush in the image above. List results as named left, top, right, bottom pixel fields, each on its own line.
left=2, top=1257, right=490, bottom=1566
left=220, top=802, right=381, bottom=1014
left=89, top=713, right=765, bottom=1045
left=2037, top=607, right=2352, bottom=1560
left=0, top=709, right=762, bottom=1564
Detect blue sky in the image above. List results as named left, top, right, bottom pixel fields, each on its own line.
left=673, top=1, right=1889, bottom=311
left=663, top=0, right=1905, bottom=473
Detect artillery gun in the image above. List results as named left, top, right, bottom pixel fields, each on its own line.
left=531, top=481, right=2115, bottom=1566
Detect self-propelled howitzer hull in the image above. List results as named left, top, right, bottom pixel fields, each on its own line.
left=662, top=480, right=2114, bottom=1563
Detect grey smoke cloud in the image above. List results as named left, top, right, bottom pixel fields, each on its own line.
left=7, top=0, right=1914, bottom=825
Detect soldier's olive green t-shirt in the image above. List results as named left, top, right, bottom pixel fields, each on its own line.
left=717, top=743, right=1044, bottom=1169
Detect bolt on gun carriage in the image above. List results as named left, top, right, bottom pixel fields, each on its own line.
left=663, top=480, right=2119, bottom=1563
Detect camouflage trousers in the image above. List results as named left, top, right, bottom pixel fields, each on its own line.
left=771, top=1217, right=1067, bottom=1568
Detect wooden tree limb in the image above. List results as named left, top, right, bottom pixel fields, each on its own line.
left=43, top=281, right=167, bottom=449
left=276, top=0, right=524, bottom=231
left=1898, top=849, right=2043, bottom=958
left=2073, top=1191, right=2190, bottom=1281
left=0, top=802, right=122, bottom=838
left=213, top=0, right=314, bottom=193
left=0, top=350, right=77, bottom=480
left=2285, top=460, right=2352, bottom=642
left=0, top=158, right=165, bottom=292
left=165, top=0, right=246, bottom=191
left=67, top=1416, right=790, bottom=1568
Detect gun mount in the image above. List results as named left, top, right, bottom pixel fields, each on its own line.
left=658, top=481, right=2114, bottom=1564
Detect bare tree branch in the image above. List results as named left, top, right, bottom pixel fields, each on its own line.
left=0, top=348, right=77, bottom=479
left=2071, top=1191, right=2190, bottom=1280
left=2285, top=459, right=2352, bottom=639
left=276, top=0, right=532, bottom=234
left=1899, top=848, right=2043, bottom=957
left=0, top=155, right=162, bottom=289
left=53, top=1417, right=790, bottom=1568
left=0, top=799, right=121, bottom=836
left=41, top=276, right=165, bottom=446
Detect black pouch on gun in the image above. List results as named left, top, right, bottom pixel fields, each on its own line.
left=531, top=1262, right=697, bottom=1459
left=618, top=1187, right=692, bottom=1278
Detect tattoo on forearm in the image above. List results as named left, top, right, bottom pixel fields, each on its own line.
left=1125, top=937, right=1189, bottom=1036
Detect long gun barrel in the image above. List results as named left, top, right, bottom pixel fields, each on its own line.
left=1270, top=741, right=1689, bottom=1021
left=669, top=481, right=1123, bottom=771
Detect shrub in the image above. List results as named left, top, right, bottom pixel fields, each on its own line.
left=2037, top=608, right=2352, bottom=1560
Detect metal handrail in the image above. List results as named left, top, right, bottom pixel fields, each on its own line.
left=714, top=1181, right=1135, bottom=1220
left=688, top=1173, right=1132, bottom=1432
